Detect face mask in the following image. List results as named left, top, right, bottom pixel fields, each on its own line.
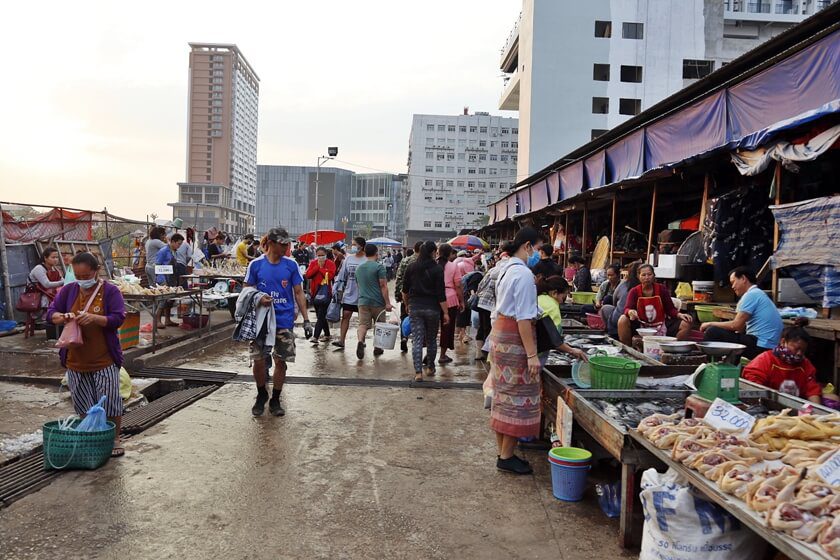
left=349, top=246, right=359, bottom=255
left=77, top=278, right=97, bottom=290
left=527, top=250, right=540, bottom=268
left=773, top=345, right=804, bottom=365
left=317, top=256, right=326, bottom=264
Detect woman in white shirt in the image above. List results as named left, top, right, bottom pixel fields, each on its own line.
left=489, top=226, right=543, bottom=475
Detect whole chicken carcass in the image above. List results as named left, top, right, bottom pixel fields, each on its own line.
left=648, top=425, right=683, bottom=449
left=718, top=463, right=759, bottom=499
left=820, top=515, right=840, bottom=558
left=747, top=469, right=801, bottom=513
left=637, top=413, right=681, bottom=437
left=768, top=502, right=831, bottom=542
left=671, top=437, right=715, bottom=464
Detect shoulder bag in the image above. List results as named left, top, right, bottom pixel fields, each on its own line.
left=16, top=284, right=41, bottom=312
left=56, top=282, right=103, bottom=349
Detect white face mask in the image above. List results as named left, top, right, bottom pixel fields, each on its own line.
left=77, top=278, right=97, bottom=290
left=317, top=256, right=327, bottom=264
left=349, top=246, right=359, bottom=255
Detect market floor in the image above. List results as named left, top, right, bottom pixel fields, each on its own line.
left=0, top=382, right=633, bottom=560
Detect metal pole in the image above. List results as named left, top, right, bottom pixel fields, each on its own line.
left=0, top=203, right=14, bottom=319
left=314, top=159, right=320, bottom=246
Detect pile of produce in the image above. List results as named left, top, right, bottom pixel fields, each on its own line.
left=110, top=278, right=185, bottom=296
left=198, top=260, right=247, bottom=277
left=638, top=411, right=840, bottom=557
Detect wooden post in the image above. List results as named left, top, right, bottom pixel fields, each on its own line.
left=609, top=195, right=617, bottom=263
left=0, top=203, right=14, bottom=320
left=771, top=162, right=782, bottom=303
left=582, top=203, right=589, bottom=259
left=699, top=174, right=710, bottom=228
left=564, top=211, right=570, bottom=269
left=646, top=184, right=658, bottom=262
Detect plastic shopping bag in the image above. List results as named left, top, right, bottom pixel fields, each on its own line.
left=75, top=396, right=109, bottom=432
left=326, top=294, right=341, bottom=323
left=119, top=368, right=132, bottom=401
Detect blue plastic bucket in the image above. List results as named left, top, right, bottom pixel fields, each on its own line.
left=549, top=459, right=590, bottom=501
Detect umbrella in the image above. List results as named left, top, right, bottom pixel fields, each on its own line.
left=298, top=230, right=345, bottom=245
left=367, top=237, right=402, bottom=247
left=448, top=235, right=489, bottom=250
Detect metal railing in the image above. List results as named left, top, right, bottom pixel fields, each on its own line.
left=747, top=1, right=771, bottom=12
left=499, top=11, right=522, bottom=56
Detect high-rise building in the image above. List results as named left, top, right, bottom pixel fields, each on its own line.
left=500, top=0, right=835, bottom=177
left=170, top=43, right=259, bottom=235
left=405, top=111, right=519, bottom=245
left=255, top=165, right=354, bottom=238
left=350, top=173, right=408, bottom=241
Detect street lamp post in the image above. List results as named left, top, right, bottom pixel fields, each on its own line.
left=341, top=215, right=349, bottom=241
left=314, top=146, right=338, bottom=246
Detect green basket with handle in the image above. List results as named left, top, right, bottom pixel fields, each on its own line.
left=589, top=354, right=641, bottom=390
left=42, top=419, right=116, bottom=471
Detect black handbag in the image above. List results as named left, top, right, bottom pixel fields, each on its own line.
left=536, top=316, right=564, bottom=354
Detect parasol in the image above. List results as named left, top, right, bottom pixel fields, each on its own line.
left=367, top=237, right=402, bottom=247
left=448, top=235, right=489, bottom=250
left=298, top=230, right=345, bottom=245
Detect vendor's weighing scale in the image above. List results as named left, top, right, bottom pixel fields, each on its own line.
left=685, top=342, right=746, bottom=416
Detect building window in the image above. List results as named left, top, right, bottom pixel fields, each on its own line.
left=424, top=221, right=432, bottom=227
left=446, top=166, right=455, bottom=173
left=426, top=124, right=434, bottom=131
left=425, top=166, right=433, bottom=172
left=683, top=59, right=715, bottom=79
left=457, top=181, right=465, bottom=187
left=594, top=20, right=612, bottom=38
left=622, top=22, right=644, bottom=39
left=501, top=141, right=509, bottom=148
left=501, top=155, right=508, bottom=163
left=479, top=126, right=487, bottom=133
left=434, top=222, right=442, bottom=228
left=436, top=166, right=444, bottom=172
left=617, top=66, right=642, bottom=85
left=593, top=63, right=610, bottom=81
left=457, top=153, right=465, bottom=160
left=619, top=98, right=641, bottom=115
left=592, top=97, right=610, bottom=114
left=435, top=180, right=444, bottom=187
left=490, top=154, right=498, bottom=161
left=478, top=168, right=486, bottom=175
left=446, top=180, right=454, bottom=187
left=479, top=140, right=486, bottom=147
left=447, top=153, right=455, bottom=161
left=591, top=129, right=608, bottom=140
left=426, top=137, right=434, bottom=144
left=437, top=125, right=445, bottom=131
left=447, top=125, right=456, bottom=132
left=459, top=126, right=466, bottom=133
left=512, top=127, right=518, bottom=134
left=469, top=126, right=477, bottom=133
left=457, top=167, right=464, bottom=174
left=425, top=179, right=432, bottom=186
left=501, top=127, right=509, bottom=134
left=426, top=151, right=433, bottom=159
left=468, top=168, right=476, bottom=174
left=511, top=142, right=518, bottom=148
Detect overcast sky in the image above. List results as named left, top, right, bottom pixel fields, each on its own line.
left=0, top=0, right=521, bottom=220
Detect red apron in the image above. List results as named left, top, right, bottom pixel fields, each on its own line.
left=636, top=292, right=665, bottom=327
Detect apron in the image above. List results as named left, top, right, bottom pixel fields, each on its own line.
left=636, top=290, right=667, bottom=335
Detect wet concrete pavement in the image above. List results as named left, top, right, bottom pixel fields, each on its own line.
left=0, top=319, right=635, bottom=559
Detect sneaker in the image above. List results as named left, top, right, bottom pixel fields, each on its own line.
left=251, top=394, right=268, bottom=416
left=496, top=455, right=533, bottom=475
left=332, top=341, right=345, bottom=349
left=356, top=342, right=365, bottom=359
left=268, top=398, right=285, bottom=417
left=373, top=347, right=384, bottom=357
left=400, top=339, right=408, bottom=353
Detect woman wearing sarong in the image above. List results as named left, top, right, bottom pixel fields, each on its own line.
left=489, top=227, right=543, bottom=475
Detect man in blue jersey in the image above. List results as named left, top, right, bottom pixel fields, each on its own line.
left=244, top=228, right=312, bottom=417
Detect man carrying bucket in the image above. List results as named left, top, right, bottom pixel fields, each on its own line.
left=354, top=243, right=393, bottom=360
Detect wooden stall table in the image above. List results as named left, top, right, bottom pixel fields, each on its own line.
left=122, top=289, right=204, bottom=353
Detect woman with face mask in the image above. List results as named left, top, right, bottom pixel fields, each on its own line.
left=304, top=246, right=337, bottom=344
left=48, top=252, right=127, bottom=457
left=488, top=227, right=544, bottom=475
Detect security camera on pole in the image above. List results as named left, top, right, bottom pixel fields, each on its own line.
left=314, top=146, right=338, bottom=246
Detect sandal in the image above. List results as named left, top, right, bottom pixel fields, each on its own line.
left=111, top=445, right=125, bottom=458
left=414, top=373, right=423, bottom=382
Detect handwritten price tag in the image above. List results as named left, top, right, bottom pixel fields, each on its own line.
left=702, top=398, right=756, bottom=434
left=155, top=265, right=174, bottom=275
left=816, top=449, right=840, bottom=486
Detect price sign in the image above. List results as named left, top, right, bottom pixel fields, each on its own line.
left=816, top=449, right=840, bottom=486
left=154, top=265, right=173, bottom=275
left=702, top=398, right=756, bottom=434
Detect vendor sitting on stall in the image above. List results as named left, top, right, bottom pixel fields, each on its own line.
left=569, top=255, right=592, bottom=292
left=700, top=266, right=782, bottom=360
left=618, top=264, right=693, bottom=346
left=595, top=264, right=621, bottom=308
left=152, top=233, right=184, bottom=329
left=742, top=319, right=821, bottom=403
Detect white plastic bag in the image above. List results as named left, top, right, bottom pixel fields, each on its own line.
left=639, top=468, right=767, bottom=560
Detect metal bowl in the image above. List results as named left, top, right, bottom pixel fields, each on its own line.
left=582, top=334, right=608, bottom=343
left=696, top=342, right=747, bottom=357
left=658, top=341, right=697, bottom=354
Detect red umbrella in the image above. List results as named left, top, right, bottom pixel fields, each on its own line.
left=298, top=230, right=345, bottom=245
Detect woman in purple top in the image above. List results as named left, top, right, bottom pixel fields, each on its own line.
left=48, top=253, right=127, bottom=457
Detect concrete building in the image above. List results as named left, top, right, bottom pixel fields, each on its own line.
left=405, top=111, right=519, bottom=245
left=350, top=174, right=408, bottom=242
left=170, top=43, right=260, bottom=235
left=256, top=165, right=354, bottom=239
left=500, top=0, right=835, bottom=177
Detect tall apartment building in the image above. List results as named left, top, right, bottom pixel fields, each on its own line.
left=500, top=0, right=835, bottom=178
left=169, top=43, right=259, bottom=235
left=405, top=111, right=519, bottom=245
left=350, top=173, right=408, bottom=241
left=255, top=165, right=354, bottom=238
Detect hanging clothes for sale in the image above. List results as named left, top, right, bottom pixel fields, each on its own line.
left=708, top=183, right=775, bottom=284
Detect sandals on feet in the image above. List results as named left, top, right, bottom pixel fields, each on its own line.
left=111, top=445, right=125, bottom=458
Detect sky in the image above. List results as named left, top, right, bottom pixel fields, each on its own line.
left=0, top=0, right=522, bottom=220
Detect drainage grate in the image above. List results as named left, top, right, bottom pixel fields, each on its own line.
left=122, top=384, right=220, bottom=434
left=0, top=452, right=58, bottom=508
left=133, top=366, right=237, bottom=383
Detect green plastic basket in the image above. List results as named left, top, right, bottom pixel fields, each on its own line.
left=589, top=355, right=641, bottom=389
left=43, top=419, right=116, bottom=471
left=571, top=291, right=597, bottom=305
left=695, top=305, right=725, bottom=323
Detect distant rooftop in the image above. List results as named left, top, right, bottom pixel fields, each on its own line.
left=188, top=42, right=260, bottom=81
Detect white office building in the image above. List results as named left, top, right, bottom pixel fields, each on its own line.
left=500, top=0, right=835, bottom=178
left=405, top=111, right=519, bottom=244
left=350, top=174, right=408, bottom=242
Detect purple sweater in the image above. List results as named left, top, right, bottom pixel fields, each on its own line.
left=47, top=282, right=127, bottom=369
